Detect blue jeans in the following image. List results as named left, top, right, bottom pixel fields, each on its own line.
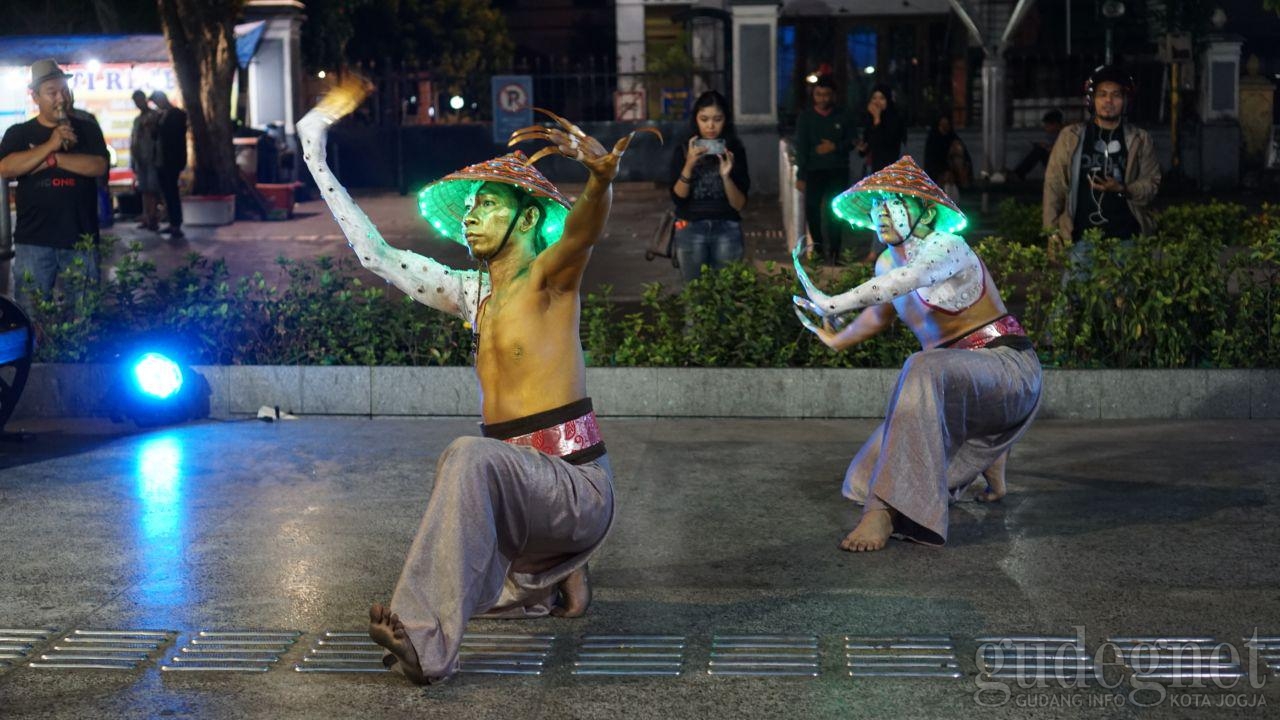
left=11, top=243, right=99, bottom=315
left=675, top=219, right=743, bottom=282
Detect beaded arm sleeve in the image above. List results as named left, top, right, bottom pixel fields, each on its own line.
left=295, top=109, right=487, bottom=325
left=797, top=232, right=977, bottom=316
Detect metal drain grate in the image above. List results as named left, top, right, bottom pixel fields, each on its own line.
left=708, top=635, right=819, bottom=677
left=1244, top=635, right=1280, bottom=675
left=977, top=635, right=1095, bottom=684
left=30, top=629, right=173, bottom=670
left=296, top=631, right=387, bottom=673
left=459, top=633, right=554, bottom=676
left=161, top=630, right=301, bottom=673
left=1107, top=636, right=1245, bottom=683
left=573, top=634, right=686, bottom=677
left=845, top=636, right=962, bottom=679
left=0, top=627, right=57, bottom=668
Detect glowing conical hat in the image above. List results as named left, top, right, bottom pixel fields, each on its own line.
left=831, top=155, right=967, bottom=234
left=416, top=151, right=573, bottom=248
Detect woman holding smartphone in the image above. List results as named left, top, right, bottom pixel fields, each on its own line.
left=669, top=90, right=751, bottom=281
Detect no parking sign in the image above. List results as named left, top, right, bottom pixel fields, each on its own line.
left=492, top=75, right=533, bottom=144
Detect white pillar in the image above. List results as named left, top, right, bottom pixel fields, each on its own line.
left=1199, top=37, right=1243, bottom=121
left=616, top=0, right=646, bottom=91
left=731, top=1, right=778, bottom=125
left=690, top=17, right=720, bottom=96
left=980, top=54, right=1006, bottom=175
left=244, top=1, right=304, bottom=132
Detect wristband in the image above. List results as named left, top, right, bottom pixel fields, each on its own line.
left=678, top=175, right=692, bottom=184
left=46, top=153, right=57, bottom=169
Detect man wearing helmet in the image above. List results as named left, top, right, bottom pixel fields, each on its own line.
left=793, top=156, right=1043, bottom=552
left=296, top=81, right=653, bottom=684
left=1043, top=65, right=1161, bottom=248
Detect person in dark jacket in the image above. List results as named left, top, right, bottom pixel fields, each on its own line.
left=923, top=114, right=972, bottom=198
left=857, top=83, right=906, bottom=175
left=793, top=77, right=855, bottom=265
left=669, top=90, right=750, bottom=281
left=150, top=90, right=188, bottom=239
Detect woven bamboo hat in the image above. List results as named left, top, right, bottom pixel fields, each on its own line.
left=416, top=151, right=572, bottom=249
left=831, top=155, right=967, bottom=233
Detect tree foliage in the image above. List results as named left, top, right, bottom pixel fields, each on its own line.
left=3, top=0, right=158, bottom=34
left=301, top=0, right=512, bottom=81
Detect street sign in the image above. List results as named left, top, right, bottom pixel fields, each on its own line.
left=614, top=89, right=646, bottom=122
left=492, top=75, right=533, bottom=144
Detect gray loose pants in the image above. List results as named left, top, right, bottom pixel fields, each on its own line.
left=842, top=345, right=1042, bottom=545
left=388, top=436, right=614, bottom=678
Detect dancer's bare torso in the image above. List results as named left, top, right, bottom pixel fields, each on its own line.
left=473, top=273, right=588, bottom=423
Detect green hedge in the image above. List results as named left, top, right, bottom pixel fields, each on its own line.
left=23, top=202, right=1280, bottom=369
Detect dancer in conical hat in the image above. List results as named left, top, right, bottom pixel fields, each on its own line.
left=793, top=156, right=1042, bottom=551
left=297, top=79, right=658, bottom=683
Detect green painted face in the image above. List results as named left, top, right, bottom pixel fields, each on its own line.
left=417, top=175, right=566, bottom=253
left=461, top=182, right=543, bottom=260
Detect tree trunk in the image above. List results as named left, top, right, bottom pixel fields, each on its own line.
left=156, top=0, right=245, bottom=196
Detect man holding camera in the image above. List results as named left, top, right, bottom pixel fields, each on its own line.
left=1042, top=65, right=1160, bottom=248
left=0, top=59, right=109, bottom=313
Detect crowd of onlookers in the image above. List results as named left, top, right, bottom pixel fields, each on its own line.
left=4, top=56, right=1160, bottom=310
left=662, top=62, right=1159, bottom=280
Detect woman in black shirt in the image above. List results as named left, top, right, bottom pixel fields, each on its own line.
left=669, top=90, right=750, bottom=281
left=857, top=83, right=905, bottom=175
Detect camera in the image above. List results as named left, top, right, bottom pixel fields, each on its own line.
left=694, top=138, right=725, bottom=155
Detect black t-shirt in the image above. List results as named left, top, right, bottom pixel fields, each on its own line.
left=0, top=116, right=110, bottom=249
left=1073, top=122, right=1140, bottom=241
left=669, top=135, right=751, bottom=222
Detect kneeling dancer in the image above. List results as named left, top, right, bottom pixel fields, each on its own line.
left=298, top=82, right=652, bottom=682
left=793, top=156, right=1042, bottom=552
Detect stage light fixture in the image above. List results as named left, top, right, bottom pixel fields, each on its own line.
left=109, top=348, right=210, bottom=428
left=133, top=353, right=184, bottom=400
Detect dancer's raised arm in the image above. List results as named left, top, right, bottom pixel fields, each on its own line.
left=509, top=109, right=659, bottom=291
left=296, top=79, right=484, bottom=323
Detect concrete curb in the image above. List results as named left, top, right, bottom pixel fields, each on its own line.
left=10, top=364, right=1280, bottom=420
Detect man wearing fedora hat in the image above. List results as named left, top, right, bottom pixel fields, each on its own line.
left=296, top=80, right=656, bottom=684
left=793, top=156, right=1042, bottom=552
left=0, top=59, right=109, bottom=312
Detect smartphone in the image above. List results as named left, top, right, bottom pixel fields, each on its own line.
left=694, top=138, right=725, bottom=155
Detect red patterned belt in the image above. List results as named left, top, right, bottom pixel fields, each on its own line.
left=502, top=410, right=604, bottom=459
left=948, top=314, right=1029, bottom=351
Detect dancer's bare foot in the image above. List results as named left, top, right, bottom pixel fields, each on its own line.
left=550, top=564, right=591, bottom=618
left=369, top=602, right=428, bottom=684
left=976, top=451, right=1009, bottom=503
left=839, top=508, right=896, bottom=552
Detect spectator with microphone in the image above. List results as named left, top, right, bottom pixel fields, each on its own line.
left=0, top=59, right=109, bottom=314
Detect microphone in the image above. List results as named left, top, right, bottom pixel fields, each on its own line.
left=54, top=106, right=71, bottom=151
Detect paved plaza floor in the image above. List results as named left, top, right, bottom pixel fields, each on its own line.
left=1, top=416, right=1278, bottom=718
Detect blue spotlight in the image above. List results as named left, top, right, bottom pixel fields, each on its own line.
left=110, top=346, right=210, bottom=428
left=133, top=353, right=184, bottom=400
